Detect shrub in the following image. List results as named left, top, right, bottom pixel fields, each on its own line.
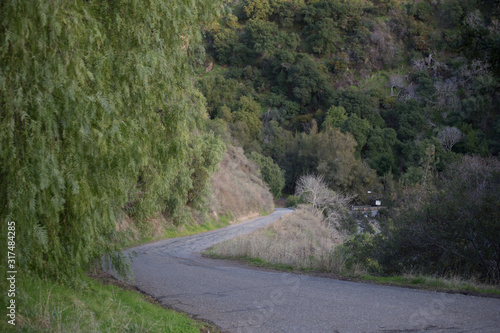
left=367, top=155, right=500, bottom=284
left=295, top=174, right=353, bottom=231
left=285, top=195, right=303, bottom=208
left=249, top=152, right=286, bottom=199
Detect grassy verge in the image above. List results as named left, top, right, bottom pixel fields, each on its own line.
left=205, top=251, right=296, bottom=272
left=355, top=274, right=500, bottom=296
left=1, top=274, right=218, bottom=333
left=205, top=207, right=500, bottom=297
left=161, top=216, right=232, bottom=241
left=206, top=250, right=500, bottom=297
left=117, top=214, right=233, bottom=250
left=3, top=214, right=248, bottom=333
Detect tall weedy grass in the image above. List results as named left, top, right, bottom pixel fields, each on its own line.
left=210, top=207, right=351, bottom=272
left=1, top=275, right=215, bottom=333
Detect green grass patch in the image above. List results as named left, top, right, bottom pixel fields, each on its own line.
left=1, top=214, right=245, bottom=333
left=1, top=275, right=217, bottom=333
left=260, top=209, right=273, bottom=216
left=199, top=63, right=228, bottom=78
left=356, top=274, right=500, bottom=295
left=163, top=216, right=231, bottom=239
left=356, top=67, right=411, bottom=98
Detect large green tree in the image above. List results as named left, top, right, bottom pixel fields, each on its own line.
left=0, top=0, right=222, bottom=279
left=280, top=124, right=380, bottom=197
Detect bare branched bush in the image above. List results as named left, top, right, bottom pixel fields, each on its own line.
left=389, top=74, right=406, bottom=96
left=460, top=60, right=490, bottom=84
left=295, top=175, right=353, bottom=229
left=434, top=79, right=459, bottom=110
left=446, top=155, right=500, bottom=202
left=412, top=58, right=426, bottom=71
left=399, top=82, right=418, bottom=101
left=464, top=10, right=485, bottom=30
left=437, top=126, right=463, bottom=151
left=369, top=23, right=400, bottom=68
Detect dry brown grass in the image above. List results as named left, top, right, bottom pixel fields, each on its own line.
left=210, top=146, right=274, bottom=222
left=211, top=207, right=348, bottom=272
left=113, top=145, right=274, bottom=245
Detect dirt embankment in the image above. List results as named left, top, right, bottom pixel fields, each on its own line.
left=114, top=145, right=274, bottom=244
left=209, top=146, right=274, bottom=222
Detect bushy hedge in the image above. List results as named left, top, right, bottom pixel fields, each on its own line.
left=350, top=156, right=500, bottom=284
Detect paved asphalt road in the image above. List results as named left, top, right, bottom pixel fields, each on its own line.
left=115, top=208, right=500, bottom=333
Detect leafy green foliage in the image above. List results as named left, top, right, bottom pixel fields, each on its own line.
left=0, top=0, right=222, bottom=279
left=285, top=195, right=304, bottom=208
left=244, top=0, right=274, bottom=20
left=383, top=100, right=427, bottom=141
left=261, top=120, right=292, bottom=160
left=302, top=0, right=366, bottom=56
left=322, top=105, right=348, bottom=130
left=364, top=127, right=399, bottom=176
left=410, top=1, right=433, bottom=22
left=332, top=89, right=385, bottom=128
left=250, top=151, right=285, bottom=199
left=233, top=96, right=263, bottom=139
left=165, top=131, right=225, bottom=225
left=202, top=0, right=500, bottom=192
left=198, top=75, right=242, bottom=117
left=342, top=114, right=372, bottom=157
left=283, top=54, right=334, bottom=108
left=244, top=19, right=280, bottom=56
left=366, top=156, right=500, bottom=283
left=226, top=95, right=264, bottom=151
left=280, top=124, right=380, bottom=197
left=211, top=14, right=241, bottom=64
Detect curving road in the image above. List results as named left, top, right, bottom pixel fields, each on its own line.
left=114, top=208, right=500, bottom=333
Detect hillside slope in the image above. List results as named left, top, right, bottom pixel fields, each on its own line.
left=210, top=145, right=274, bottom=221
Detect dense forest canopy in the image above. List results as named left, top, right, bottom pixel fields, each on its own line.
left=197, top=0, right=500, bottom=283
left=199, top=0, right=500, bottom=198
